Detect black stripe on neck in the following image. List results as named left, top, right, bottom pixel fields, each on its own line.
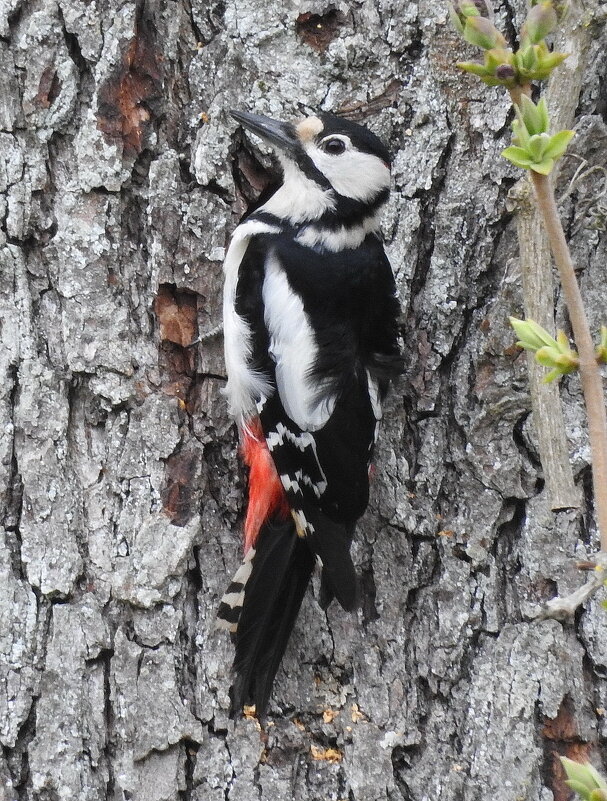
left=316, top=188, right=389, bottom=229
left=247, top=210, right=285, bottom=228
left=248, top=188, right=388, bottom=232
left=296, top=156, right=333, bottom=191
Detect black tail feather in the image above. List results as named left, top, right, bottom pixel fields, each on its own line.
left=248, top=540, right=315, bottom=715
left=319, top=570, right=334, bottom=610
left=230, top=519, right=315, bottom=718
left=304, top=510, right=358, bottom=611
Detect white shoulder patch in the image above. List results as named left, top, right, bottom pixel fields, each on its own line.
left=222, top=220, right=280, bottom=422
left=262, top=253, right=336, bottom=431
left=367, top=371, right=382, bottom=421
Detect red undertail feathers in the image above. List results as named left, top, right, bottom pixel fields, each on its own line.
left=241, top=418, right=290, bottom=553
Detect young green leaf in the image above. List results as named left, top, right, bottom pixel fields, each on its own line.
left=502, top=146, right=534, bottom=168
left=560, top=757, right=607, bottom=801
left=542, top=129, right=575, bottom=159
left=529, top=157, right=555, bottom=175
left=457, top=61, right=492, bottom=77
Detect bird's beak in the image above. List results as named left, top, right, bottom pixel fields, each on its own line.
left=231, top=110, right=299, bottom=156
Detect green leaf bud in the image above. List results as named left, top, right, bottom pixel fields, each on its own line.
left=504, top=99, right=574, bottom=175
left=509, top=317, right=556, bottom=350
left=495, top=63, right=516, bottom=80
left=449, top=0, right=488, bottom=33
left=527, top=132, right=551, bottom=161
left=519, top=44, right=540, bottom=72
left=457, top=61, right=492, bottom=77
left=509, top=319, right=578, bottom=380
left=521, top=1, right=558, bottom=45
left=536, top=97, right=550, bottom=131
left=596, top=325, right=607, bottom=364
left=561, top=758, right=607, bottom=801
left=464, top=15, right=507, bottom=49
left=586, top=765, right=607, bottom=791
left=513, top=42, right=569, bottom=80
left=516, top=95, right=549, bottom=136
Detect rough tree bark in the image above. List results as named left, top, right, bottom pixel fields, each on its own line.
left=1, top=0, right=607, bottom=799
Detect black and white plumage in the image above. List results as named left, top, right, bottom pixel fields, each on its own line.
left=217, top=109, right=403, bottom=717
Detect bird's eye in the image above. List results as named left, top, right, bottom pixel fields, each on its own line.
left=321, top=137, right=347, bottom=155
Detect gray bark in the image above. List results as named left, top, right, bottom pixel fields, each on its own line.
left=1, top=0, right=607, bottom=799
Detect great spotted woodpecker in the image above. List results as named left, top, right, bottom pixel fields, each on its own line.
left=217, top=109, right=403, bottom=717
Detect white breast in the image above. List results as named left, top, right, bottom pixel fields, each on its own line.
left=262, top=253, right=336, bottom=431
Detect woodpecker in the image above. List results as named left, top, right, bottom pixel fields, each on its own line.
left=217, top=108, right=403, bottom=718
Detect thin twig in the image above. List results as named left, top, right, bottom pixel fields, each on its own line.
left=508, top=77, right=607, bottom=546
left=509, top=85, right=531, bottom=106
left=508, top=179, right=580, bottom=509
left=530, top=553, right=607, bottom=620
left=530, top=171, right=607, bottom=550
left=532, top=572, right=604, bottom=620
left=559, top=159, right=607, bottom=205
left=507, top=84, right=580, bottom=511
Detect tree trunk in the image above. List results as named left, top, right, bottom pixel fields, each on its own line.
left=1, top=0, right=607, bottom=799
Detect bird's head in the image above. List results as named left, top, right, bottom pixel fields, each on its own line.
left=231, top=109, right=391, bottom=213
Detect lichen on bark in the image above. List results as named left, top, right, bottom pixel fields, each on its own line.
left=1, top=0, right=607, bottom=799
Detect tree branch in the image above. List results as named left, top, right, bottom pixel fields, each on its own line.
left=529, top=171, right=607, bottom=549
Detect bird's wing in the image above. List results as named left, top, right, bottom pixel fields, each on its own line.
left=222, top=218, right=282, bottom=422
left=257, top=385, right=372, bottom=611
left=261, top=243, right=402, bottom=608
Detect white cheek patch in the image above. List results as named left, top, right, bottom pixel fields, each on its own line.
left=261, top=159, right=335, bottom=223
left=306, top=145, right=390, bottom=202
